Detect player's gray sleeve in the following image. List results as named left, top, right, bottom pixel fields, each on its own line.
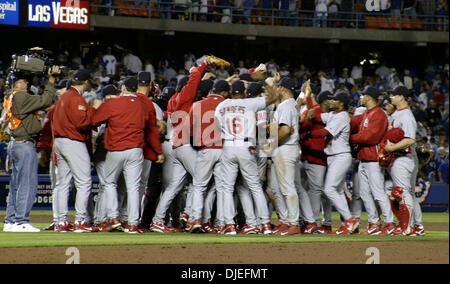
left=400, top=116, right=417, bottom=140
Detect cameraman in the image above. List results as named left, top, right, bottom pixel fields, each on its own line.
left=3, top=66, right=59, bottom=233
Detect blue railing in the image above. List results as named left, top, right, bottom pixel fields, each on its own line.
left=90, top=0, right=449, bottom=31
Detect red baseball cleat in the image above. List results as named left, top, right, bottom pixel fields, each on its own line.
left=190, top=219, right=203, bottom=233
left=223, top=224, right=237, bottom=235
left=202, top=223, right=217, bottom=234
left=73, top=221, right=99, bottom=233
left=150, top=222, right=172, bottom=233
left=380, top=223, right=396, bottom=236
left=303, top=222, right=319, bottom=234
left=361, top=223, right=382, bottom=235
left=287, top=225, right=301, bottom=235
left=239, top=224, right=260, bottom=234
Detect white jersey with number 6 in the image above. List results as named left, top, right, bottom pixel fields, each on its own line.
left=215, top=97, right=266, bottom=143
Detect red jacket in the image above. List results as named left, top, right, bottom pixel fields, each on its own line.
left=190, top=94, right=225, bottom=150
left=91, top=94, right=149, bottom=151
left=350, top=106, right=388, bottom=162
left=136, top=92, right=163, bottom=161
left=52, top=87, right=94, bottom=142
left=168, top=62, right=207, bottom=149
left=300, top=103, right=327, bottom=167
left=37, top=105, right=55, bottom=152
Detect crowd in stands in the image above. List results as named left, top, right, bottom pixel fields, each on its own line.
left=91, top=0, right=449, bottom=30
left=0, top=45, right=448, bottom=183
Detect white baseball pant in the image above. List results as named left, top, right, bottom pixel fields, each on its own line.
left=323, top=153, right=353, bottom=221
left=303, top=160, right=332, bottom=226
left=102, top=148, right=143, bottom=226
left=389, top=154, right=415, bottom=227
left=153, top=144, right=197, bottom=224
left=358, top=161, right=394, bottom=224
left=266, top=159, right=289, bottom=224
left=296, top=160, right=316, bottom=224
left=190, top=148, right=222, bottom=222
left=220, top=143, right=270, bottom=225
left=53, top=138, right=92, bottom=223
left=350, top=161, right=364, bottom=222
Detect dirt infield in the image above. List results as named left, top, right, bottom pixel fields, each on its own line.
left=0, top=242, right=448, bottom=264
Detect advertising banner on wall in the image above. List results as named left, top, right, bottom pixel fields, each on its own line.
left=27, top=0, right=89, bottom=30
left=0, top=0, right=19, bottom=26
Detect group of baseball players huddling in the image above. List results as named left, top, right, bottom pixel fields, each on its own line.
left=6, top=54, right=425, bottom=236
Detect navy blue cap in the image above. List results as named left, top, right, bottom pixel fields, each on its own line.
left=213, top=80, right=230, bottom=93
left=101, top=84, right=121, bottom=98
left=276, top=77, right=296, bottom=92
left=246, top=82, right=264, bottom=98
left=316, top=90, right=333, bottom=104
left=138, top=71, right=151, bottom=85
left=73, top=69, right=97, bottom=88
left=231, top=80, right=245, bottom=94
left=333, top=91, right=351, bottom=106
left=388, top=85, right=411, bottom=98
left=123, top=76, right=138, bottom=91
left=361, top=86, right=381, bottom=100
left=199, top=79, right=214, bottom=97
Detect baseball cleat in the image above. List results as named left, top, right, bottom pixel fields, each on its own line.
left=360, top=223, right=382, bottom=235
left=180, top=213, right=189, bottom=225
left=287, top=225, right=302, bottom=235
left=303, top=222, right=319, bottom=234
left=202, top=223, right=217, bottom=234
left=393, top=225, right=414, bottom=236
left=73, top=221, right=99, bottom=233
left=190, top=219, right=203, bottom=233
left=239, top=224, right=260, bottom=234
left=55, top=221, right=73, bottom=233
left=215, top=225, right=225, bottom=234
left=150, top=222, right=172, bottom=233
left=109, top=218, right=123, bottom=231
left=414, top=225, right=425, bottom=236
left=166, top=226, right=184, bottom=233
left=44, top=222, right=56, bottom=231
left=260, top=223, right=273, bottom=235
left=316, top=225, right=332, bottom=234
left=273, top=223, right=289, bottom=235
left=137, top=224, right=151, bottom=233
left=125, top=225, right=142, bottom=234
left=96, top=222, right=111, bottom=232
left=380, top=223, right=396, bottom=236
left=223, top=224, right=237, bottom=235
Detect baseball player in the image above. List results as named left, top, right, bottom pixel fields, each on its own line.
left=188, top=79, right=227, bottom=233
left=299, top=88, right=334, bottom=234
left=214, top=81, right=279, bottom=235
left=135, top=71, right=164, bottom=230
left=150, top=57, right=223, bottom=233
left=307, top=91, right=359, bottom=235
left=91, top=84, right=121, bottom=232
left=350, top=86, right=395, bottom=235
left=384, top=86, right=418, bottom=236
left=262, top=77, right=302, bottom=235
left=91, top=76, right=151, bottom=234
left=52, top=69, right=98, bottom=233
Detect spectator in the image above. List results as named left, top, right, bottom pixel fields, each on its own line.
left=219, top=0, right=233, bottom=24
left=351, top=64, right=363, bottom=86
left=340, top=0, right=354, bottom=28
left=234, top=0, right=244, bottom=24
left=160, top=0, right=173, bottom=19
left=327, top=0, right=340, bottom=27
left=243, top=0, right=254, bottom=25
left=314, top=0, right=328, bottom=28
left=173, top=0, right=188, bottom=20
left=237, top=60, right=248, bottom=75
left=375, top=62, right=391, bottom=80
left=403, top=69, right=413, bottom=90
left=288, top=0, right=300, bottom=26
left=318, top=70, right=334, bottom=92
left=437, top=155, right=448, bottom=183
left=278, top=0, right=290, bottom=26
left=427, top=99, right=442, bottom=133
left=402, top=0, right=418, bottom=18
left=103, top=47, right=117, bottom=76
left=262, top=0, right=273, bottom=24
left=436, top=0, right=448, bottom=31
left=163, top=63, right=177, bottom=81
left=413, top=101, right=428, bottom=123
left=301, top=0, right=316, bottom=26
left=144, top=59, right=156, bottom=81
left=418, top=85, right=430, bottom=108
left=123, top=50, right=143, bottom=74
left=199, top=0, right=208, bottom=21
left=215, top=65, right=230, bottom=80
left=391, top=0, right=402, bottom=16
left=339, top=67, right=355, bottom=90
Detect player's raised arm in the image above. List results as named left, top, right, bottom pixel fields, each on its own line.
left=263, top=84, right=279, bottom=106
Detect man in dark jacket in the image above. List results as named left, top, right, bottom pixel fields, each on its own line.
left=3, top=67, right=59, bottom=232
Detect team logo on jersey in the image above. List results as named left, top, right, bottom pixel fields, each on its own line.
left=78, top=105, right=86, bottom=111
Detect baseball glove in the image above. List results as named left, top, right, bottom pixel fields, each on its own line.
left=377, top=141, right=394, bottom=168
left=205, top=55, right=231, bottom=68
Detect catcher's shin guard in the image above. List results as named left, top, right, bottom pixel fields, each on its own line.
left=390, top=199, right=401, bottom=221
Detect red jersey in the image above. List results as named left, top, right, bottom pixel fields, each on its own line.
left=136, top=92, right=163, bottom=161
left=37, top=105, right=55, bottom=152
left=350, top=106, right=388, bottom=162
left=190, top=94, right=225, bottom=150
left=52, top=87, right=94, bottom=142
left=168, top=62, right=207, bottom=149
left=300, top=105, right=327, bottom=167
left=92, top=94, right=149, bottom=151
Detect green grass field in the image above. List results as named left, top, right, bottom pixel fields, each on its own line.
left=0, top=211, right=448, bottom=249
